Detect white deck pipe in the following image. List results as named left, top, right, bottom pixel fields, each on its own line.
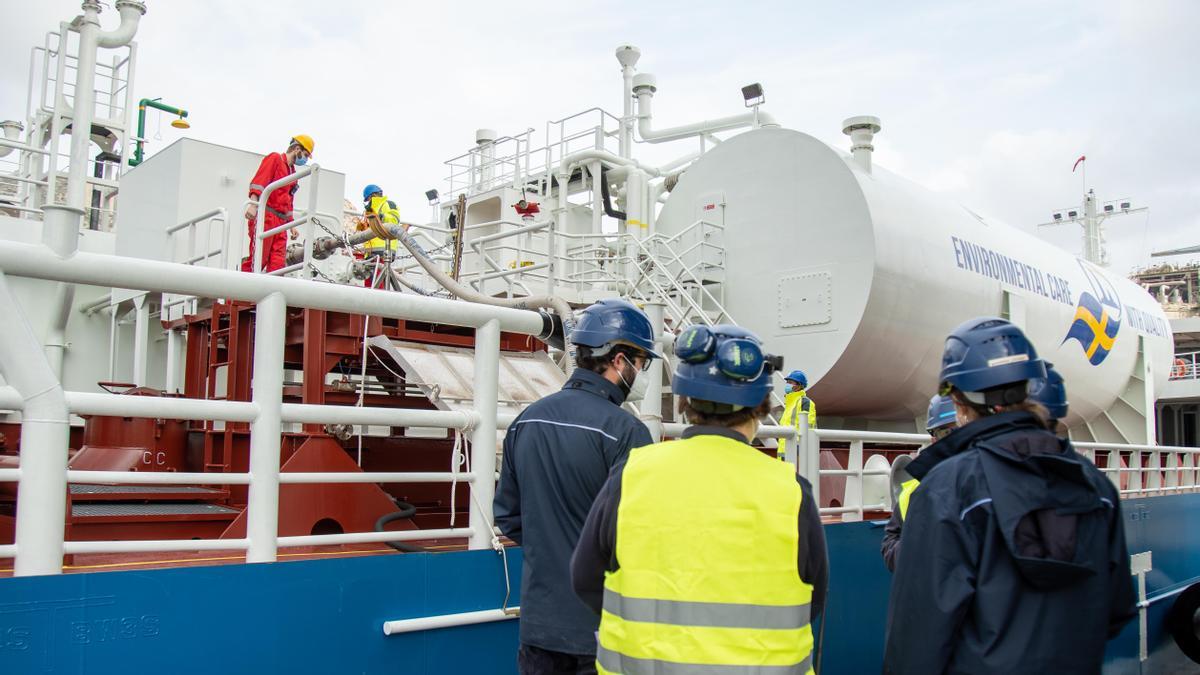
left=633, top=73, right=776, bottom=144
left=383, top=608, right=519, bottom=636
left=0, top=241, right=545, bottom=334
left=0, top=272, right=70, bottom=576
left=64, top=1, right=145, bottom=210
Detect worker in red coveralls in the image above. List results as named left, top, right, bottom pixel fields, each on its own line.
left=241, top=135, right=315, bottom=272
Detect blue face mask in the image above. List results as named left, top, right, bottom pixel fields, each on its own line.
left=294, top=155, right=308, bottom=166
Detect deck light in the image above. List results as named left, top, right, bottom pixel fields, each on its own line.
left=741, top=83, right=765, bottom=107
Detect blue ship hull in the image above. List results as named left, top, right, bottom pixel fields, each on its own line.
left=3, top=494, right=1198, bottom=674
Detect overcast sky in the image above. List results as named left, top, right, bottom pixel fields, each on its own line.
left=3, top=0, right=1197, bottom=274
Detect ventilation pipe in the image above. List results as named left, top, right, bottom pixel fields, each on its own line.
left=65, top=0, right=146, bottom=210
left=632, top=73, right=776, bottom=144
left=615, top=45, right=641, bottom=159
left=842, top=116, right=882, bottom=173
left=0, top=121, right=23, bottom=159
left=475, top=128, right=497, bottom=190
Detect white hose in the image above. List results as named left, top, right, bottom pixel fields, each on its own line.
left=392, top=225, right=577, bottom=375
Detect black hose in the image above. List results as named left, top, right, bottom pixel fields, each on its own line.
left=374, top=500, right=427, bottom=553
left=599, top=167, right=627, bottom=221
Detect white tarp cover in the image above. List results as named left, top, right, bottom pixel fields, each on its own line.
left=368, top=335, right=565, bottom=418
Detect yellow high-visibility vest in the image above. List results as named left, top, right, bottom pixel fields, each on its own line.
left=598, top=433, right=815, bottom=675
left=364, top=195, right=400, bottom=252
left=897, top=478, right=920, bottom=521
left=777, top=389, right=816, bottom=460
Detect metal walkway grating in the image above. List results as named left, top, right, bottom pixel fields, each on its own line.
left=70, top=484, right=224, bottom=495
left=72, top=503, right=240, bottom=517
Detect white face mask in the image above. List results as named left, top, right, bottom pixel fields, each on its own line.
left=624, top=368, right=650, bottom=403
left=614, top=354, right=651, bottom=403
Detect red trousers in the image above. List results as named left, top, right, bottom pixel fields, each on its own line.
left=240, top=214, right=288, bottom=272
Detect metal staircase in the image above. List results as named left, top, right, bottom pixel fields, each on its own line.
left=625, top=218, right=732, bottom=330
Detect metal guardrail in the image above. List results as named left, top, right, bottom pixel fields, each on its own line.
left=252, top=163, right=320, bottom=276
left=0, top=237, right=542, bottom=576
left=1169, top=351, right=1200, bottom=380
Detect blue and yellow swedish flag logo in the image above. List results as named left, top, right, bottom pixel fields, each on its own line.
left=1062, top=291, right=1119, bottom=365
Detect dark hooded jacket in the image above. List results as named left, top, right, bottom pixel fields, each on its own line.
left=883, top=411, right=1136, bottom=674
left=880, top=423, right=977, bottom=572
left=493, top=368, right=653, bottom=655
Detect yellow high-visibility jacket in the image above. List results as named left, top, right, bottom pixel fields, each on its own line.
left=597, top=433, right=815, bottom=674
left=364, top=194, right=400, bottom=252
left=777, top=389, right=816, bottom=460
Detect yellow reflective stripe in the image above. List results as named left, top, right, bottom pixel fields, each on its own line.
left=897, top=478, right=920, bottom=521
left=597, top=644, right=812, bottom=675
left=627, top=219, right=647, bottom=228
left=603, top=588, right=810, bottom=630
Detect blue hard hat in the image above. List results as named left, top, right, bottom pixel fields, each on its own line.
left=939, top=317, right=1046, bottom=394
left=673, top=324, right=781, bottom=409
left=925, top=394, right=957, bottom=432
left=1029, top=362, right=1069, bottom=421
left=784, top=370, right=808, bottom=389
left=362, top=184, right=383, bottom=201
left=570, top=299, right=662, bottom=359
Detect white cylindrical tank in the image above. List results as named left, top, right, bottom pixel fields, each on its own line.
left=655, top=127, right=1173, bottom=429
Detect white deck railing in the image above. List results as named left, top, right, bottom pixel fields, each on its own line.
left=0, top=238, right=541, bottom=576
left=1170, top=351, right=1200, bottom=380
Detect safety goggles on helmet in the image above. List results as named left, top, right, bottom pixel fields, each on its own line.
left=675, top=325, right=783, bottom=382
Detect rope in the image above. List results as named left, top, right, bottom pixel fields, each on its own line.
left=449, top=429, right=465, bottom=527
left=355, top=257, right=385, bottom=465
left=460, top=444, right=518, bottom=616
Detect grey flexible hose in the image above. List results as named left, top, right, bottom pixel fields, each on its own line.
left=391, top=225, right=577, bottom=374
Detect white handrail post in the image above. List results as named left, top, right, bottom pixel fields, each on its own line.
left=844, top=439, right=864, bottom=522
left=303, top=167, right=319, bottom=278
left=1, top=271, right=70, bottom=576
left=216, top=209, right=229, bottom=271
left=469, top=318, right=500, bottom=549
left=245, top=291, right=286, bottom=562
left=1129, top=449, right=1143, bottom=494
left=797, top=417, right=819, bottom=508
left=253, top=193, right=267, bottom=275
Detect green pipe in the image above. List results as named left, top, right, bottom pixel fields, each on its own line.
left=130, top=98, right=188, bottom=166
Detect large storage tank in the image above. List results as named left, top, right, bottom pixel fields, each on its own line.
left=655, top=126, right=1172, bottom=439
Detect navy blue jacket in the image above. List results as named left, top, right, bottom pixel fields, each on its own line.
left=883, top=411, right=1136, bottom=674
left=494, top=368, right=653, bottom=655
